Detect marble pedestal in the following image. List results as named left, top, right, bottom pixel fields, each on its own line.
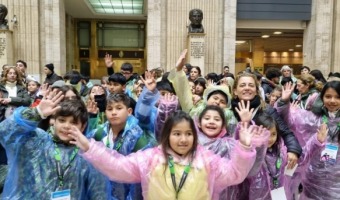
left=187, top=33, right=206, bottom=75
left=0, top=30, right=13, bottom=67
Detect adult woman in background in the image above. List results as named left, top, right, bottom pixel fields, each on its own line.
left=295, top=74, right=323, bottom=110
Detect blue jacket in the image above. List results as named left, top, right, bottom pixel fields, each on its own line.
left=91, top=115, right=155, bottom=200
left=0, top=107, right=111, bottom=200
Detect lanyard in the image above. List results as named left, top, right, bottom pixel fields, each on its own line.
left=54, top=143, right=79, bottom=189
left=168, top=155, right=191, bottom=199
left=265, top=150, right=282, bottom=189
left=105, top=134, right=123, bottom=151
left=322, top=115, right=340, bottom=142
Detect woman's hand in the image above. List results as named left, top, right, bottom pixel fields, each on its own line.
left=281, top=82, right=295, bottom=102
left=238, top=122, right=254, bottom=147
left=317, top=123, right=329, bottom=143
left=235, top=100, right=254, bottom=123
left=68, top=125, right=91, bottom=152
left=175, top=49, right=187, bottom=71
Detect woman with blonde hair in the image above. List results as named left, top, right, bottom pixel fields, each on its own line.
left=295, top=73, right=323, bottom=110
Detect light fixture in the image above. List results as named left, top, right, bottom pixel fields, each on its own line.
left=235, top=40, right=246, bottom=44
left=273, top=31, right=282, bottom=35
left=261, top=35, right=270, bottom=38
left=295, top=44, right=302, bottom=47
left=11, top=15, right=17, bottom=25
left=289, top=49, right=294, bottom=51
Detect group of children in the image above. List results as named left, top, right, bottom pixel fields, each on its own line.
left=0, top=50, right=338, bottom=200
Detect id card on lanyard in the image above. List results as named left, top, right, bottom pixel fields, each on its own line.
left=320, top=115, right=340, bottom=165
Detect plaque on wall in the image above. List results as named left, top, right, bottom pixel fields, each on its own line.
left=187, top=33, right=206, bottom=75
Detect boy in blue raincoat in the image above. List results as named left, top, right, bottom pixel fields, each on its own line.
left=0, top=92, right=111, bottom=199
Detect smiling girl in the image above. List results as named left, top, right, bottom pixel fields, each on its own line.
left=69, top=110, right=258, bottom=200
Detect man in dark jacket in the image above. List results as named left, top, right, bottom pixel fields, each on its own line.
left=262, top=67, right=281, bottom=102
left=43, top=63, right=63, bottom=86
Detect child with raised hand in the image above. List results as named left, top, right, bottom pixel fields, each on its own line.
left=69, top=110, right=257, bottom=200
left=247, top=113, right=328, bottom=200
left=0, top=91, right=111, bottom=199
left=90, top=92, right=155, bottom=200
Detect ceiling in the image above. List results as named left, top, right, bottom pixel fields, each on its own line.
left=64, top=0, right=147, bottom=20
left=236, top=29, right=304, bottom=52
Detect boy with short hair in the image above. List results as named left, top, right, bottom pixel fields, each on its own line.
left=91, top=93, right=155, bottom=200
left=0, top=93, right=111, bottom=199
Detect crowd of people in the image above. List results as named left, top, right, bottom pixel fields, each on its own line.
left=0, top=49, right=339, bottom=200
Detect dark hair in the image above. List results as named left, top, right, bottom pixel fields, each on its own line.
left=253, top=113, right=281, bottom=148
left=160, top=111, right=198, bottom=162
left=16, top=60, right=27, bottom=68
left=59, top=85, right=81, bottom=100
left=121, top=63, right=133, bottom=72
left=310, top=69, right=327, bottom=84
left=265, top=67, right=281, bottom=80
left=301, top=66, right=310, bottom=72
left=280, top=77, right=293, bottom=86
left=320, top=81, right=340, bottom=102
left=157, top=81, right=175, bottom=94
left=54, top=99, right=88, bottom=126
left=89, top=84, right=107, bottom=98
left=189, top=9, right=203, bottom=18
left=106, top=93, right=133, bottom=109
left=207, top=90, right=228, bottom=103
left=63, top=70, right=82, bottom=85
left=224, top=66, right=229, bottom=69
left=194, top=78, right=207, bottom=93
left=184, top=63, right=192, bottom=75
left=205, top=73, right=219, bottom=83
left=199, top=105, right=226, bottom=130
left=253, top=71, right=263, bottom=81
left=328, top=72, right=340, bottom=79
left=108, top=73, right=127, bottom=85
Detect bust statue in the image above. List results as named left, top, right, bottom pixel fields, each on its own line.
left=0, top=4, right=8, bottom=30
left=188, top=9, right=204, bottom=33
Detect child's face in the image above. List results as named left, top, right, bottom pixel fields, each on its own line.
left=89, top=86, right=105, bottom=101
left=195, top=84, right=204, bottom=96
left=322, top=88, right=340, bottom=112
left=133, top=80, right=143, bottom=91
left=108, top=82, right=124, bottom=94
left=199, top=110, right=223, bottom=137
left=54, top=116, right=85, bottom=142
left=169, top=120, right=194, bottom=157
left=188, top=82, right=195, bottom=94
left=64, top=90, right=77, bottom=100
left=269, top=90, right=282, bottom=106
left=159, top=89, right=171, bottom=97
left=105, top=101, right=132, bottom=127
left=136, top=86, right=143, bottom=98
left=207, top=93, right=227, bottom=109
left=27, top=81, right=39, bottom=93
left=268, top=126, right=278, bottom=148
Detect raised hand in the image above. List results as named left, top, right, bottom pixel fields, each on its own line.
left=140, top=71, right=157, bottom=92
left=238, top=122, right=254, bottom=147
left=317, top=123, right=329, bottom=143
left=206, top=79, right=215, bottom=88
left=281, top=82, right=295, bottom=102
left=287, top=152, right=298, bottom=169
left=87, top=100, right=99, bottom=115
left=290, top=100, right=300, bottom=110
left=235, top=100, right=254, bottom=123
left=104, top=53, right=114, bottom=68
left=162, top=92, right=177, bottom=103
left=37, top=91, right=64, bottom=118
left=175, top=49, right=188, bottom=71
left=68, top=125, right=90, bottom=152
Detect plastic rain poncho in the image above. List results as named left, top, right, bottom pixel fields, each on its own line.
left=90, top=114, right=156, bottom=200
left=0, top=107, right=111, bottom=200
left=82, top=138, right=256, bottom=200
left=275, top=101, right=340, bottom=200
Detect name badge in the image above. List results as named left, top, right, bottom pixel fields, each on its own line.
left=270, top=187, right=287, bottom=200
left=51, top=189, right=71, bottom=200
left=320, top=143, right=338, bottom=165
